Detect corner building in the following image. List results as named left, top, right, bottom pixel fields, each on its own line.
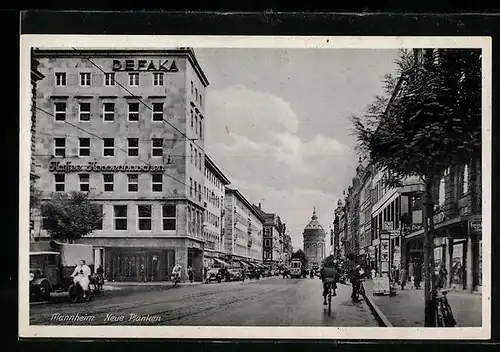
left=33, top=49, right=209, bottom=282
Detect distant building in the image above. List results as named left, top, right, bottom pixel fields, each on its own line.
left=302, top=207, right=326, bottom=270
left=224, top=188, right=265, bottom=268
left=252, top=204, right=286, bottom=270
left=203, top=156, right=230, bottom=268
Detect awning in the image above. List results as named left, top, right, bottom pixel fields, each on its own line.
left=238, top=261, right=250, bottom=267
left=214, top=258, right=230, bottom=266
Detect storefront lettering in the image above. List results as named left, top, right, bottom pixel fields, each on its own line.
left=49, top=161, right=166, bottom=173
left=112, top=59, right=179, bottom=72
left=469, top=220, right=482, bottom=234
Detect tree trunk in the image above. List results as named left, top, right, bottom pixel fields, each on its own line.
left=423, top=177, right=436, bottom=327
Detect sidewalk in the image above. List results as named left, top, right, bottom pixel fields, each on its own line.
left=364, top=280, right=482, bottom=327
left=105, top=280, right=202, bottom=288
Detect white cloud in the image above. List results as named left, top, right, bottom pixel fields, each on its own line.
left=206, top=85, right=355, bottom=249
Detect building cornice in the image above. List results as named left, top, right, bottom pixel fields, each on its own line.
left=205, top=155, right=231, bottom=185
left=32, top=48, right=210, bottom=87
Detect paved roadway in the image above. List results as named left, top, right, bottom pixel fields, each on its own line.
left=30, top=276, right=378, bottom=326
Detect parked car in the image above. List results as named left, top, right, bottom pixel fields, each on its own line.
left=227, top=269, right=243, bottom=281
left=205, top=268, right=223, bottom=283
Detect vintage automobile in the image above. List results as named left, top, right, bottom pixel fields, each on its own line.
left=205, top=268, right=223, bottom=283
left=227, top=268, right=243, bottom=281
left=29, top=240, right=95, bottom=300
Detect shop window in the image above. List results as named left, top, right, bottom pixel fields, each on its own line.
left=152, top=102, right=163, bottom=121
left=463, top=164, right=469, bottom=195
left=96, top=204, right=103, bottom=230
left=103, top=174, right=114, bottom=192
left=163, top=205, right=176, bottom=230
left=127, top=174, right=139, bottom=192
left=113, top=205, right=127, bottom=230
left=54, top=102, right=66, bottom=121
left=103, top=102, right=115, bottom=121
left=128, top=102, right=139, bottom=121
left=103, top=138, right=114, bottom=157
left=127, top=138, right=139, bottom=157
left=138, top=205, right=152, bottom=231
left=128, top=73, right=139, bottom=86
left=104, top=72, right=115, bottom=86
left=79, top=138, right=90, bottom=157
left=55, top=72, right=66, bottom=86
left=152, top=174, right=163, bottom=192
left=79, top=173, right=90, bottom=192
left=151, top=138, right=163, bottom=157
left=54, top=138, right=66, bottom=157
left=54, top=174, right=65, bottom=192
left=80, top=72, right=91, bottom=86
left=153, top=72, right=164, bottom=86
left=438, top=177, right=446, bottom=206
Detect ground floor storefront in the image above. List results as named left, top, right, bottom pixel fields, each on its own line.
left=77, top=237, right=205, bottom=282
left=404, top=215, right=482, bottom=292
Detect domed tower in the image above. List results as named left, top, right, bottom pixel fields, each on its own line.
left=303, top=207, right=326, bottom=270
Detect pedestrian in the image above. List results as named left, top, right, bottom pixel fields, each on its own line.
left=399, top=265, right=408, bottom=290
left=204, top=266, right=208, bottom=281
left=436, top=262, right=448, bottom=289
left=188, top=267, right=194, bottom=283
left=371, top=268, right=376, bottom=280
left=139, top=263, right=146, bottom=282
left=414, top=261, right=422, bottom=289
left=349, top=265, right=362, bottom=302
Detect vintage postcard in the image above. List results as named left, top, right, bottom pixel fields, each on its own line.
left=19, top=35, right=491, bottom=339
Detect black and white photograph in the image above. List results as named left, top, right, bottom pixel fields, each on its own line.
left=19, top=35, right=491, bottom=339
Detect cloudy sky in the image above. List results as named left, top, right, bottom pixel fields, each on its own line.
left=195, top=48, right=399, bottom=252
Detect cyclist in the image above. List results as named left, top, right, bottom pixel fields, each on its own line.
left=320, top=255, right=340, bottom=306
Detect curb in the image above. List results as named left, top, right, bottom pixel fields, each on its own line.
left=362, top=291, right=393, bottom=327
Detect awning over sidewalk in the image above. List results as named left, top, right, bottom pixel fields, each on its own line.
left=214, top=258, right=230, bottom=266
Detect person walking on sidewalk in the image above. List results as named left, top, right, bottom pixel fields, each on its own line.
left=399, top=265, right=408, bottom=290
left=414, top=261, right=422, bottom=289
left=437, top=262, right=448, bottom=289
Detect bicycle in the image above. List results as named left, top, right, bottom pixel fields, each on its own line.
left=324, top=280, right=336, bottom=316
left=435, top=289, right=457, bottom=327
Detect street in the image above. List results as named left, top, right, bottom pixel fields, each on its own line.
left=30, top=276, right=378, bottom=326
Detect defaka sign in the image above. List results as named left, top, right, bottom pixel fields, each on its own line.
left=49, top=161, right=166, bottom=173
left=112, top=59, right=179, bottom=72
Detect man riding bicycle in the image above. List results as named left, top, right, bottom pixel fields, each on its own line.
left=320, top=255, right=340, bottom=306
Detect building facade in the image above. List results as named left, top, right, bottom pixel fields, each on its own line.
left=33, top=48, right=209, bottom=282
left=203, top=156, right=230, bottom=268
left=224, top=188, right=265, bottom=266
left=252, top=204, right=286, bottom=270
left=303, top=208, right=326, bottom=270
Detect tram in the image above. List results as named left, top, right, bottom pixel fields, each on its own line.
left=289, top=259, right=303, bottom=278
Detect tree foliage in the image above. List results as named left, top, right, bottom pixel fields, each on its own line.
left=30, top=183, right=42, bottom=209
left=352, top=48, right=481, bottom=187
left=41, top=191, right=103, bottom=243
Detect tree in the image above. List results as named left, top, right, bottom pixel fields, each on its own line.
left=41, top=191, right=103, bottom=243
left=351, top=49, right=481, bottom=326
left=30, top=183, right=42, bottom=209
left=291, top=249, right=308, bottom=268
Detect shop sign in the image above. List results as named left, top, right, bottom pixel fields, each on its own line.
left=49, top=161, right=166, bottom=173
left=112, top=59, right=179, bottom=72
left=382, top=221, right=394, bottom=231
left=433, top=211, right=447, bottom=224
left=469, top=220, right=482, bottom=235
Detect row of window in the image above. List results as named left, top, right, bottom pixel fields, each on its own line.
left=188, top=177, right=203, bottom=202
left=187, top=206, right=204, bottom=236
left=53, top=102, right=166, bottom=122
left=204, top=186, right=221, bottom=208
left=43, top=204, right=177, bottom=232
left=189, top=143, right=203, bottom=171
left=205, top=210, right=220, bottom=228
left=55, top=72, right=204, bottom=108
left=53, top=137, right=169, bottom=158
left=53, top=173, right=165, bottom=193
left=205, top=168, right=224, bottom=192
